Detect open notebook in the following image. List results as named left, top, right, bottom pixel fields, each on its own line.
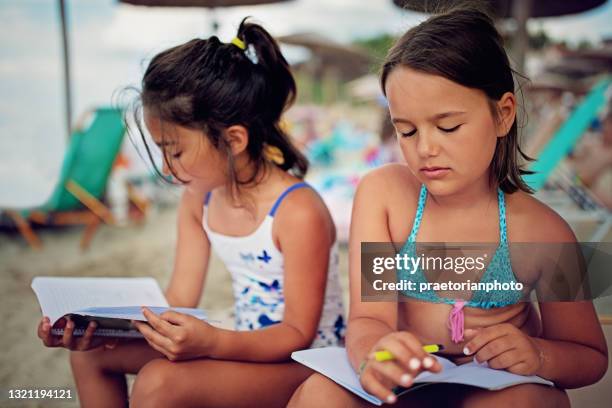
left=292, top=347, right=553, bottom=406
left=32, top=277, right=214, bottom=338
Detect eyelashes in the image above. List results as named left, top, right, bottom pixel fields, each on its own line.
left=400, top=129, right=417, bottom=137
left=163, top=149, right=182, bottom=160
left=399, top=124, right=463, bottom=138
left=439, top=124, right=462, bottom=133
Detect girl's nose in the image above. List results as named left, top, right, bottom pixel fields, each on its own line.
left=416, top=132, right=439, bottom=158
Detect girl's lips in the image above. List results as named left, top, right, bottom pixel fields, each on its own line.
left=420, top=167, right=451, bottom=179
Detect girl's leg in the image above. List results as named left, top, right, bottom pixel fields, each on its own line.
left=69, top=339, right=164, bottom=408
left=289, top=374, right=569, bottom=408
left=288, top=373, right=374, bottom=408
left=130, top=358, right=314, bottom=408
left=289, top=373, right=461, bottom=408
left=458, top=384, right=570, bottom=408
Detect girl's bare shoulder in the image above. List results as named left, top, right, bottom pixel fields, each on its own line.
left=505, top=190, right=577, bottom=242
left=356, top=163, right=421, bottom=204
left=271, top=178, right=335, bottom=237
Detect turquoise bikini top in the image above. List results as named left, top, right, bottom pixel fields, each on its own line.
left=398, top=184, right=523, bottom=343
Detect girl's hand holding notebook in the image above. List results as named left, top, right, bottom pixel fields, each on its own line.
left=37, top=316, right=119, bottom=351
left=32, top=277, right=215, bottom=353
left=132, top=306, right=219, bottom=361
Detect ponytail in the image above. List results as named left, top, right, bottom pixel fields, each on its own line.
left=135, top=17, right=309, bottom=195
left=233, top=17, right=308, bottom=178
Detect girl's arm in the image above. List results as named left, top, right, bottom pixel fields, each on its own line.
left=206, top=188, right=334, bottom=362
left=345, top=170, right=398, bottom=372
left=164, top=189, right=211, bottom=308
left=344, top=169, right=443, bottom=404
left=452, top=200, right=607, bottom=390
left=534, top=301, right=607, bottom=388
left=533, top=215, right=607, bottom=388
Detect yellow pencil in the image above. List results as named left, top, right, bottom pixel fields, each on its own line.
left=374, top=344, right=444, bottom=362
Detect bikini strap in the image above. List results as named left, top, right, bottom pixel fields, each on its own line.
left=498, top=188, right=508, bottom=243
left=269, top=182, right=310, bottom=216
left=204, top=191, right=212, bottom=206
left=408, top=184, right=428, bottom=243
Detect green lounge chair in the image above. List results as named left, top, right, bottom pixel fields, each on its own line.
left=6, top=107, right=126, bottom=249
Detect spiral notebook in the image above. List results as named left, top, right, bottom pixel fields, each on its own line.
left=292, top=347, right=553, bottom=406
left=31, top=276, right=214, bottom=338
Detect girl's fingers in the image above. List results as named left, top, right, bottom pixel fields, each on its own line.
left=37, top=319, right=47, bottom=339
left=396, top=332, right=428, bottom=360
left=507, top=361, right=531, bottom=376
left=142, top=336, right=171, bottom=359
left=133, top=321, right=173, bottom=351
left=360, top=368, right=398, bottom=404
left=142, top=308, right=176, bottom=337
left=38, top=319, right=56, bottom=347
left=77, top=321, right=97, bottom=351
left=473, top=336, right=514, bottom=364
left=371, top=338, right=414, bottom=372
left=370, top=360, right=414, bottom=388
left=160, top=310, right=188, bottom=326
left=395, top=332, right=442, bottom=373
left=61, top=318, right=75, bottom=349
left=464, top=324, right=511, bottom=356
left=487, top=349, right=521, bottom=370
left=421, top=354, right=442, bottom=373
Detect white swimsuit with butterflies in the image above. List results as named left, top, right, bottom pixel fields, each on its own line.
left=202, top=182, right=346, bottom=347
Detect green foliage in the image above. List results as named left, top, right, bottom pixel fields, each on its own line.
left=353, top=34, right=397, bottom=62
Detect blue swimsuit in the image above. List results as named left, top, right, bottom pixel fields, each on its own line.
left=398, top=184, right=523, bottom=343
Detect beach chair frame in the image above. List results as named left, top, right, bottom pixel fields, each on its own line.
left=5, top=107, right=134, bottom=250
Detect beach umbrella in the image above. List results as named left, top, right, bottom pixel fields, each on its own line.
left=118, top=0, right=293, bottom=32
left=58, top=0, right=71, bottom=139
left=391, top=0, right=608, bottom=72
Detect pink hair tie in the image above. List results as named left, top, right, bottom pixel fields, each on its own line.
left=447, top=300, right=466, bottom=343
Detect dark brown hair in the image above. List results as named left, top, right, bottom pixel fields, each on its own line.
left=132, top=17, right=308, bottom=196
left=381, top=7, right=533, bottom=194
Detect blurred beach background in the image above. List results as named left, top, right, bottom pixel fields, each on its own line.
left=1, top=0, right=612, bottom=406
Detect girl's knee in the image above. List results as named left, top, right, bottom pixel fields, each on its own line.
left=130, top=359, right=177, bottom=408
left=288, top=373, right=358, bottom=407
left=462, top=384, right=569, bottom=408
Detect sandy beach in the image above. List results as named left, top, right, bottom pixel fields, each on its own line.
left=1, top=202, right=610, bottom=407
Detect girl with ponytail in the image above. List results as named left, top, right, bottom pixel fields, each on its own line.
left=42, top=18, right=346, bottom=407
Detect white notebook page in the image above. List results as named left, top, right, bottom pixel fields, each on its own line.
left=31, top=276, right=168, bottom=325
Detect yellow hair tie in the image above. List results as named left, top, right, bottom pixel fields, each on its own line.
left=231, top=37, right=246, bottom=50
left=263, top=144, right=285, bottom=166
